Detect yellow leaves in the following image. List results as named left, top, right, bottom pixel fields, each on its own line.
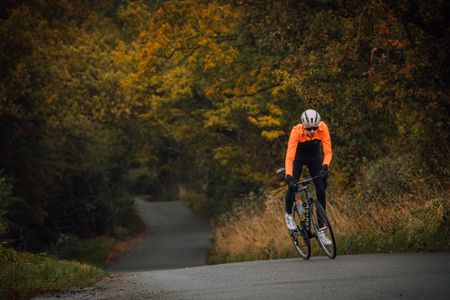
left=248, top=115, right=280, bottom=127
left=204, top=85, right=219, bottom=99
left=203, top=43, right=239, bottom=70
left=261, top=130, right=284, bottom=141
left=161, top=66, right=194, bottom=98
left=246, top=85, right=258, bottom=94
left=146, top=1, right=240, bottom=71
left=270, top=85, right=284, bottom=96
left=134, top=145, right=158, bottom=165
left=203, top=55, right=217, bottom=69
left=267, top=104, right=282, bottom=116
left=213, top=146, right=234, bottom=167
left=272, top=69, right=297, bottom=95
left=373, top=80, right=386, bottom=93
left=204, top=103, right=236, bottom=130
left=213, top=147, right=265, bottom=184
left=248, top=103, right=285, bottom=141
left=203, top=113, right=220, bottom=128
left=45, top=93, right=59, bottom=104
left=116, top=1, right=152, bottom=36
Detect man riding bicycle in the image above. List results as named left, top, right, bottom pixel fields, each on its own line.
left=284, top=109, right=332, bottom=245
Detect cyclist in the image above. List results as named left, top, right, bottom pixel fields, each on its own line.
left=284, top=109, right=332, bottom=245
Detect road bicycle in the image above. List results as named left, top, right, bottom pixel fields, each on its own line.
left=277, top=168, right=337, bottom=259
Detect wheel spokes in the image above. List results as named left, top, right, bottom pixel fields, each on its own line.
left=310, top=201, right=336, bottom=258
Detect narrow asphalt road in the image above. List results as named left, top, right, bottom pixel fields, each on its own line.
left=107, top=199, right=212, bottom=272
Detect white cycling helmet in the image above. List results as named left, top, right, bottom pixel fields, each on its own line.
left=301, top=109, right=321, bottom=127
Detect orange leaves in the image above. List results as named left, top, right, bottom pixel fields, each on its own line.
left=384, top=39, right=406, bottom=49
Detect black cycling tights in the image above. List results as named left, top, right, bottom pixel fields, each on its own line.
left=285, top=159, right=327, bottom=214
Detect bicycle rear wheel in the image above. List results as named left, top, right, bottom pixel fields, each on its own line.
left=310, top=199, right=336, bottom=259
left=291, top=208, right=311, bottom=260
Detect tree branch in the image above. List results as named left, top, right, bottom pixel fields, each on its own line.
left=223, top=83, right=280, bottom=98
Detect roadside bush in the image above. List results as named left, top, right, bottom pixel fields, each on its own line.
left=47, top=170, right=139, bottom=239
left=357, top=155, right=432, bottom=203
left=126, top=166, right=181, bottom=202
left=180, top=191, right=211, bottom=220
left=50, top=235, right=115, bottom=267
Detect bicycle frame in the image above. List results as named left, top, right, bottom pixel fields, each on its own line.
left=293, top=176, right=320, bottom=209
left=290, top=176, right=319, bottom=232
left=295, top=175, right=320, bottom=199
left=284, top=172, right=337, bottom=259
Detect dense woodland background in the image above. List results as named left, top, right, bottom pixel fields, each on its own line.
left=0, top=0, right=448, bottom=255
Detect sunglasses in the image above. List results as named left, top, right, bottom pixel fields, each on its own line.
left=305, top=126, right=319, bottom=132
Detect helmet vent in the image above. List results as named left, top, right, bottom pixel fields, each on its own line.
left=301, top=109, right=321, bottom=127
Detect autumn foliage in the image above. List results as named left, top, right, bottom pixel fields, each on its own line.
left=0, top=0, right=448, bottom=253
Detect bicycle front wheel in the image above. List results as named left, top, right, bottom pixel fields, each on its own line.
left=310, top=199, right=337, bottom=259
left=291, top=208, right=311, bottom=260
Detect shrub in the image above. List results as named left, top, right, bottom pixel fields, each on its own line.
left=357, top=154, right=432, bottom=203
left=50, top=235, right=115, bottom=267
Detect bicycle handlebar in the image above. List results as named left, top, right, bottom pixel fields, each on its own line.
left=295, top=175, right=321, bottom=187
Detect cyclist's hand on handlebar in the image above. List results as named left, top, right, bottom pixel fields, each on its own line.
left=319, top=165, right=329, bottom=180
left=285, top=175, right=297, bottom=191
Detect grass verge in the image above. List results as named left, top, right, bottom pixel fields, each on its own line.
left=207, top=184, right=449, bottom=264
left=0, top=245, right=106, bottom=300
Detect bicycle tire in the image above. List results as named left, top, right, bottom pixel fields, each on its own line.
left=291, top=208, right=311, bottom=260
left=309, top=199, right=337, bottom=259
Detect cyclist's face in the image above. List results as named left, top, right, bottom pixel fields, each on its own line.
left=306, top=131, right=316, bottom=138
left=305, top=127, right=318, bottom=137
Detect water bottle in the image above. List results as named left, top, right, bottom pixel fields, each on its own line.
left=296, top=201, right=304, bottom=215
left=295, top=197, right=304, bottom=216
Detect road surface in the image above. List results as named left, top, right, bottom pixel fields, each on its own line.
left=36, top=253, right=450, bottom=299
left=107, top=199, right=212, bottom=272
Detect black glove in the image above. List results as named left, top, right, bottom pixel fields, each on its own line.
left=285, top=175, right=297, bottom=191
left=319, top=165, right=329, bottom=180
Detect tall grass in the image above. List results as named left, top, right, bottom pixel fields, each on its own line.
left=0, top=245, right=106, bottom=300
left=0, top=221, right=145, bottom=299
left=207, top=156, right=449, bottom=263
left=207, top=188, right=293, bottom=264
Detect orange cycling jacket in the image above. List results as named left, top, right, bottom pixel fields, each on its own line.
left=284, top=121, right=332, bottom=177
